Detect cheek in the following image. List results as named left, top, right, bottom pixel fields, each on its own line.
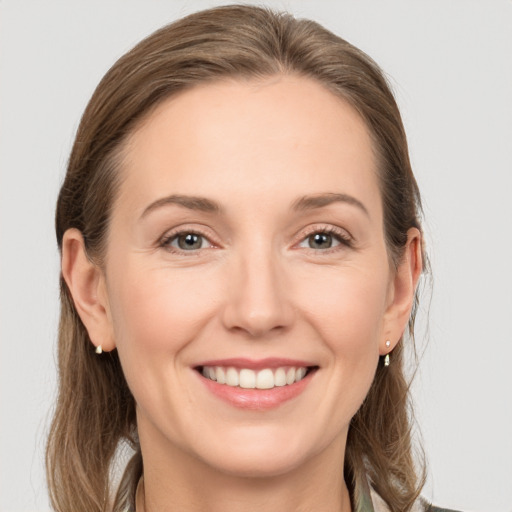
left=107, top=261, right=221, bottom=357
left=298, top=265, right=389, bottom=346
left=105, top=260, right=226, bottom=434
left=295, top=265, right=388, bottom=405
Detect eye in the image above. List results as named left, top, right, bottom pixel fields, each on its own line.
left=162, top=231, right=213, bottom=252
left=300, top=232, right=339, bottom=250
left=297, top=228, right=351, bottom=251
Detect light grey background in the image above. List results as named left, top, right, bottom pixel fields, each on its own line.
left=1, top=1, right=511, bottom=511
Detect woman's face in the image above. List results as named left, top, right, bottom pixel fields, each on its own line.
left=97, top=76, right=409, bottom=477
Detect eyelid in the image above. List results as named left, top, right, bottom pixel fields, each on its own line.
left=158, top=224, right=220, bottom=253
left=293, top=224, right=354, bottom=250
left=156, top=223, right=353, bottom=254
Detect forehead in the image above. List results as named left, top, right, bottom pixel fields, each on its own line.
left=117, top=75, right=381, bottom=218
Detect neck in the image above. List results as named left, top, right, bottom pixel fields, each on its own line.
left=138, top=424, right=352, bottom=512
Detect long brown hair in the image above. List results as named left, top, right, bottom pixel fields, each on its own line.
left=47, top=5, right=426, bottom=511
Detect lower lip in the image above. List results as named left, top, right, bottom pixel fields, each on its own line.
left=197, top=370, right=315, bottom=410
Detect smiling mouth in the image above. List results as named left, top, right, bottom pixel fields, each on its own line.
left=197, top=365, right=318, bottom=390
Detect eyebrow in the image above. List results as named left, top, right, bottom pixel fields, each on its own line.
left=140, top=194, right=222, bottom=219
left=140, top=192, right=369, bottom=220
left=292, top=193, right=369, bottom=217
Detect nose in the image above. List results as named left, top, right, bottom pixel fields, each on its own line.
left=221, top=245, right=294, bottom=338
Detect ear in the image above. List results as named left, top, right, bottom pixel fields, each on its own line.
left=61, top=228, right=116, bottom=352
left=380, top=227, right=423, bottom=355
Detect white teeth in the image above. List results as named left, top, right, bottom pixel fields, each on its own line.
left=295, top=367, right=307, bottom=382
left=239, top=369, right=256, bottom=389
left=274, top=367, right=287, bottom=387
left=256, top=369, right=274, bottom=389
left=225, top=367, right=239, bottom=387
left=215, top=366, right=226, bottom=384
left=201, top=365, right=310, bottom=389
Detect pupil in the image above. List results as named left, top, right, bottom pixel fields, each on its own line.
left=179, top=233, right=201, bottom=250
left=310, top=233, right=331, bottom=249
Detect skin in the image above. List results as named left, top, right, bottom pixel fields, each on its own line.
left=62, top=75, right=422, bottom=512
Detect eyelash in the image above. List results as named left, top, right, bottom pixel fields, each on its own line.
left=158, top=225, right=353, bottom=254
left=296, top=226, right=353, bottom=253
left=159, top=228, right=216, bottom=254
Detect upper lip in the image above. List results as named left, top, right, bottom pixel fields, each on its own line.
left=194, top=357, right=317, bottom=370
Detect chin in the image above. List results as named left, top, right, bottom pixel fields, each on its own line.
left=203, top=449, right=306, bottom=479
left=189, top=426, right=322, bottom=479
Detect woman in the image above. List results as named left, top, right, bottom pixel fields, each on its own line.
left=46, top=5, right=458, bottom=512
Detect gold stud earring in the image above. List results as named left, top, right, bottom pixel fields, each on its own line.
left=95, top=345, right=103, bottom=354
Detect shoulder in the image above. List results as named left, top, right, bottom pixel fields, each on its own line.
left=421, top=496, right=464, bottom=512
left=416, top=497, right=464, bottom=512
left=425, top=504, right=464, bottom=512
left=370, top=488, right=463, bottom=512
